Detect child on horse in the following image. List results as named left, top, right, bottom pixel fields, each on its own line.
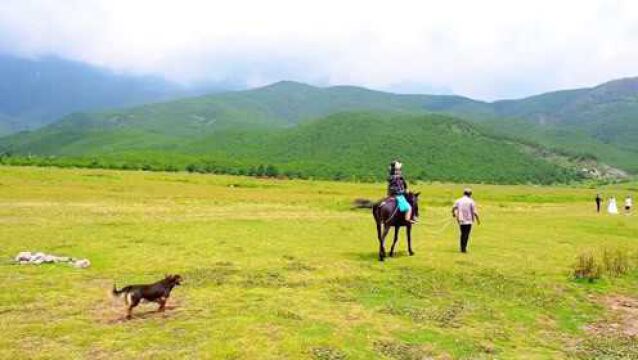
left=387, top=160, right=417, bottom=224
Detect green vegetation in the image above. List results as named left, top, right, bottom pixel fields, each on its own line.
left=1, top=166, right=637, bottom=358
left=2, top=78, right=637, bottom=181
left=478, top=78, right=638, bottom=173
left=0, top=111, right=580, bottom=184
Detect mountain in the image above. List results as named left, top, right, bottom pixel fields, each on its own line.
left=1, top=78, right=636, bottom=181
left=477, top=77, right=638, bottom=172
left=0, top=80, right=487, bottom=147
left=0, top=54, right=220, bottom=136
left=0, top=113, right=20, bottom=135
left=182, top=112, right=576, bottom=183
left=0, top=111, right=577, bottom=184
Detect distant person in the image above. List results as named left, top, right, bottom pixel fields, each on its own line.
left=608, top=196, right=618, bottom=215
left=595, top=193, right=603, bottom=213
left=387, top=160, right=417, bottom=224
left=625, top=195, right=633, bottom=214
left=452, top=188, right=480, bottom=253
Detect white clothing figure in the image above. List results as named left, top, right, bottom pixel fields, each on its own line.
left=608, top=197, right=618, bottom=214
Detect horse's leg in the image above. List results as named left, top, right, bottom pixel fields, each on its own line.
left=389, top=226, right=399, bottom=257
left=374, top=207, right=384, bottom=261
left=379, top=224, right=391, bottom=261
left=374, top=208, right=382, bottom=243
left=407, top=224, right=415, bottom=256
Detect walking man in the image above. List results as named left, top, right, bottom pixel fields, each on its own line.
left=595, top=193, right=603, bottom=213
left=452, top=188, right=480, bottom=253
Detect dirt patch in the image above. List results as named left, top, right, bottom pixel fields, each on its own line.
left=310, top=346, right=347, bottom=360
left=94, top=296, right=185, bottom=324
left=373, top=340, right=438, bottom=360
left=585, top=295, right=638, bottom=338
left=575, top=295, right=638, bottom=359
left=105, top=304, right=181, bottom=324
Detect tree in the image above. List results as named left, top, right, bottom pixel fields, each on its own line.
left=265, top=165, right=279, bottom=177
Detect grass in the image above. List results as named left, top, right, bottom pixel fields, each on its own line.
left=0, top=166, right=636, bottom=359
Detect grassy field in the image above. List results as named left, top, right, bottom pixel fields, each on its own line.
left=0, top=166, right=636, bottom=359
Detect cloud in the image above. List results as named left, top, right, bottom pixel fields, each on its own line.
left=1, top=0, right=638, bottom=99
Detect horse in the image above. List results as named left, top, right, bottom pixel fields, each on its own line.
left=372, top=192, right=420, bottom=261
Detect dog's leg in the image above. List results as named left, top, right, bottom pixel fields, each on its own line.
left=126, top=295, right=141, bottom=320
left=158, top=297, right=167, bottom=312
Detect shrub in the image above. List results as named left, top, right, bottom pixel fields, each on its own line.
left=573, top=251, right=602, bottom=282
left=573, top=248, right=633, bottom=282
left=601, top=248, right=630, bottom=277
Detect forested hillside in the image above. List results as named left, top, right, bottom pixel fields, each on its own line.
left=2, top=78, right=636, bottom=181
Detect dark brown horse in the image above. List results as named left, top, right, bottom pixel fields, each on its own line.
left=372, top=192, right=420, bottom=261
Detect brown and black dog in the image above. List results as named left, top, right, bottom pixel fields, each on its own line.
left=112, top=274, right=183, bottom=319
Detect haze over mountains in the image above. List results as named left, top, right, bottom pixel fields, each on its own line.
left=1, top=56, right=636, bottom=182
left=0, top=54, right=226, bottom=135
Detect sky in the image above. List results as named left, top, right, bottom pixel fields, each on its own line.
left=1, top=0, right=638, bottom=100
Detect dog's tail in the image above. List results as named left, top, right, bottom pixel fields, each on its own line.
left=112, top=283, right=128, bottom=298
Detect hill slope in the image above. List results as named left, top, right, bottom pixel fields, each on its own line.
left=0, top=54, right=216, bottom=135
left=1, top=78, right=636, bottom=176
left=189, top=112, right=577, bottom=183
left=1, top=111, right=578, bottom=184
left=479, top=78, right=638, bottom=172
left=0, top=80, right=486, bottom=151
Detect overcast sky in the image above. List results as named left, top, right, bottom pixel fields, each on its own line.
left=1, top=0, right=637, bottom=100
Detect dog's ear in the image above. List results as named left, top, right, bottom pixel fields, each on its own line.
left=415, top=192, right=421, bottom=197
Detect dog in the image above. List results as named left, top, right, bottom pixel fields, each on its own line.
left=112, top=274, right=183, bottom=319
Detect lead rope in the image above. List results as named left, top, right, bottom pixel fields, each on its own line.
left=421, top=217, right=454, bottom=235
left=384, top=204, right=400, bottom=225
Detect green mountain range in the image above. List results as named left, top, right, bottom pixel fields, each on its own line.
left=1, top=78, right=636, bottom=183
left=481, top=78, right=638, bottom=172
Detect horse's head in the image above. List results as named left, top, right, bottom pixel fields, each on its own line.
left=406, top=191, right=421, bottom=218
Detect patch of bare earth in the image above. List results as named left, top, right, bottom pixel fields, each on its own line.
left=93, top=296, right=184, bottom=324
left=585, top=295, right=638, bottom=338
left=575, top=295, right=638, bottom=359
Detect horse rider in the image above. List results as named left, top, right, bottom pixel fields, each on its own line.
left=387, top=160, right=417, bottom=224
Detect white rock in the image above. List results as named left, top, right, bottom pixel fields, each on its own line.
left=14, top=251, right=89, bottom=268
left=73, top=259, right=91, bottom=269
left=15, top=252, right=32, bottom=262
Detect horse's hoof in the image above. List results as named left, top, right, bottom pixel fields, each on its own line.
left=409, top=251, right=415, bottom=256
left=389, top=252, right=394, bottom=257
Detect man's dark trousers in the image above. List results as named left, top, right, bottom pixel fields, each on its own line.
left=459, top=224, right=472, bottom=252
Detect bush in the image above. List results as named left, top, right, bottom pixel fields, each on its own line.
left=602, top=248, right=630, bottom=277
left=573, top=251, right=602, bottom=282
left=573, top=248, right=633, bottom=282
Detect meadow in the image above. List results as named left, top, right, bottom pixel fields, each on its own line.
left=0, top=166, right=636, bottom=359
